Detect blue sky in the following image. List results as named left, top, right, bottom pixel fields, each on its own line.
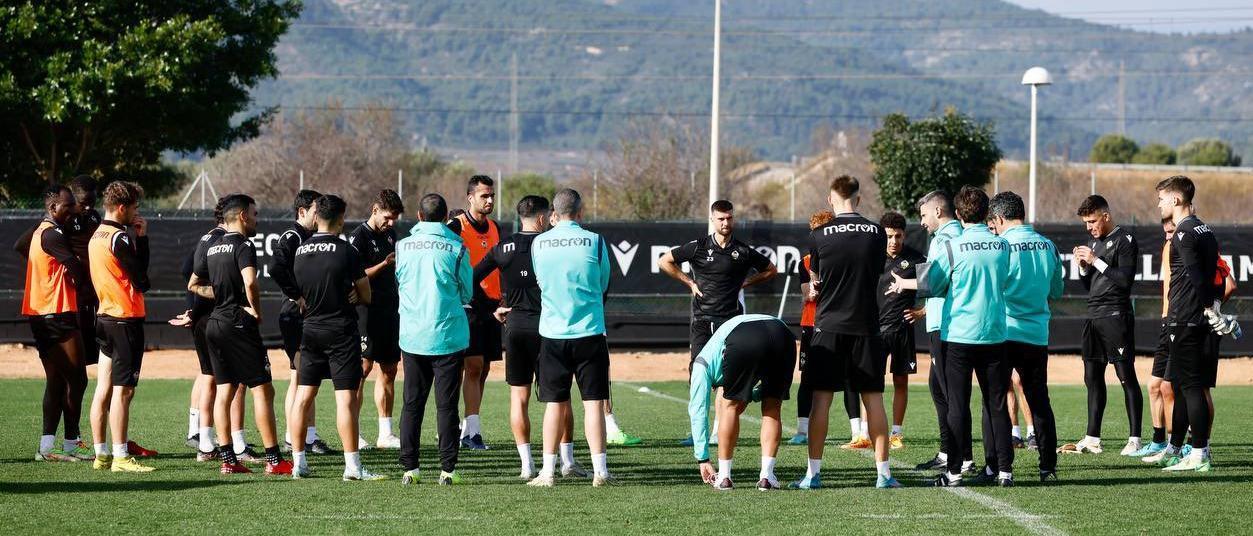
left=1006, top=1, right=1253, bottom=33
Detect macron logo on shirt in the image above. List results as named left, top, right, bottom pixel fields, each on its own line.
left=822, top=223, right=878, bottom=235
left=538, top=237, right=593, bottom=248
left=296, top=242, right=337, bottom=255
left=207, top=244, right=234, bottom=256
left=402, top=240, right=455, bottom=252
left=959, top=241, right=1005, bottom=253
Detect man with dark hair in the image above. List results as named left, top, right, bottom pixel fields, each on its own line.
left=875, top=211, right=926, bottom=450
left=1147, top=176, right=1231, bottom=472
left=396, top=193, right=472, bottom=485
left=190, top=194, right=291, bottom=475
left=446, top=174, right=502, bottom=450
left=795, top=175, right=897, bottom=489
left=659, top=199, right=777, bottom=447
left=1063, top=195, right=1144, bottom=456
left=908, top=191, right=974, bottom=474
left=88, top=181, right=156, bottom=471
left=290, top=195, right=384, bottom=481
left=893, top=186, right=1013, bottom=486
left=788, top=210, right=833, bottom=446
left=20, top=185, right=90, bottom=462
left=988, top=191, right=1063, bottom=482
left=349, top=189, right=405, bottom=449
left=529, top=188, right=618, bottom=487
left=179, top=197, right=255, bottom=463
left=270, top=189, right=333, bottom=454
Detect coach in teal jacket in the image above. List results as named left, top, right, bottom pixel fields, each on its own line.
left=528, top=188, right=617, bottom=485
left=395, top=193, right=473, bottom=484
left=915, top=186, right=1016, bottom=485
left=990, top=191, right=1063, bottom=478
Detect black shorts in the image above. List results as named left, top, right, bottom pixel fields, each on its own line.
left=881, top=326, right=917, bottom=375
left=719, top=320, right=796, bottom=402
left=537, top=335, right=610, bottom=403
left=690, top=317, right=732, bottom=365
left=205, top=314, right=272, bottom=388
left=77, top=305, right=99, bottom=365
left=803, top=329, right=886, bottom=393
left=503, top=323, right=542, bottom=387
left=96, top=317, right=145, bottom=387
left=1152, top=322, right=1171, bottom=379
left=29, top=313, right=79, bottom=345
left=1168, top=324, right=1217, bottom=390
left=359, top=306, right=401, bottom=365
left=192, top=315, right=214, bottom=376
left=300, top=325, right=363, bottom=391
left=797, top=326, right=813, bottom=373
left=278, top=301, right=303, bottom=369
left=466, top=307, right=503, bottom=362
left=1082, top=314, right=1135, bottom=363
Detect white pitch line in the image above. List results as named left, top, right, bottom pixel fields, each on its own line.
left=619, top=381, right=1068, bottom=536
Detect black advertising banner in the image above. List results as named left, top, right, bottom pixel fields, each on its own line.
left=1, top=213, right=1249, bottom=353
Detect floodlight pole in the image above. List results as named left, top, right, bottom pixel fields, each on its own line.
left=707, top=0, right=721, bottom=233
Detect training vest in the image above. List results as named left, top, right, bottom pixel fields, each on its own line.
left=800, top=255, right=816, bottom=327
left=22, top=221, right=78, bottom=316
left=89, top=224, right=145, bottom=318
left=455, top=213, right=502, bottom=300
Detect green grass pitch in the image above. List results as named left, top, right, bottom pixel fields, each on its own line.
left=1, top=378, right=1251, bottom=534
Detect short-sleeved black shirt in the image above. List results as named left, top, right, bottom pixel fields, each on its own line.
left=269, top=222, right=315, bottom=302
left=348, top=222, right=398, bottom=307
left=1168, top=215, right=1220, bottom=326
left=669, top=234, right=772, bottom=320
left=294, top=233, right=365, bottom=331
left=876, top=246, right=925, bottom=332
left=474, top=231, right=541, bottom=330
left=190, top=226, right=226, bottom=320
left=206, top=232, right=257, bottom=322
left=807, top=213, right=887, bottom=336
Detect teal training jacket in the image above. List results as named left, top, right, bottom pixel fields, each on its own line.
left=924, top=219, right=964, bottom=333
left=396, top=221, right=473, bottom=356
left=1000, top=224, right=1065, bottom=346
left=919, top=223, right=1010, bottom=345
left=532, top=220, right=611, bottom=339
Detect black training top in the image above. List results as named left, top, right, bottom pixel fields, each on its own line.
left=205, top=232, right=256, bottom=322
left=474, top=231, right=541, bottom=330
left=294, top=233, right=366, bottom=331
left=1079, top=225, right=1138, bottom=317
left=877, top=246, right=926, bottom=332
left=1168, top=215, right=1220, bottom=326
left=669, top=234, right=772, bottom=321
left=348, top=222, right=399, bottom=307
left=189, top=226, right=226, bottom=321
left=269, top=222, right=315, bottom=302
left=807, top=213, right=887, bottom=336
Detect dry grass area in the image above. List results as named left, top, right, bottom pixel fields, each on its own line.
left=994, top=161, right=1253, bottom=224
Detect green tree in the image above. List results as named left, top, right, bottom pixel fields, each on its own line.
left=1178, top=138, right=1242, bottom=166
left=0, top=1, right=302, bottom=201
left=1089, top=134, right=1140, bottom=164
left=498, top=173, right=558, bottom=222
left=1131, top=143, right=1177, bottom=165
left=868, top=109, right=1002, bottom=216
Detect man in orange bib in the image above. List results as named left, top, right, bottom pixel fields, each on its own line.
left=445, top=175, right=503, bottom=450
left=87, top=181, right=155, bottom=472
left=19, top=185, right=91, bottom=462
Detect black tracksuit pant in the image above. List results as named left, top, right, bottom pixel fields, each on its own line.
left=399, top=351, right=464, bottom=473
left=931, top=332, right=973, bottom=461
left=945, top=342, right=1014, bottom=476
left=982, top=341, right=1057, bottom=473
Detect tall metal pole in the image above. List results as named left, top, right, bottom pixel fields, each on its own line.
left=509, top=52, right=519, bottom=176
left=1028, top=85, right=1039, bottom=224
left=593, top=169, right=599, bottom=221
left=398, top=169, right=404, bottom=198
left=707, top=0, right=722, bottom=232
left=790, top=172, right=796, bottom=222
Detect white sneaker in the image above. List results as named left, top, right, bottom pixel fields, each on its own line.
left=1059, top=437, right=1102, bottom=454
left=343, top=466, right=388, bottom=481
left=1120, top=438, right=1142, bottom=456
left=592, top=472, right=619, bottom=487
left=519, top=468, right=535, bottom=480
left=293, top=464, right=311, bottom=479
left=1163, top=455, right=1210, bottom=472
left=375, top=434, right=401, bottom=449
left=561, top=461, right=589, bottom=478
left=357, top=436, right=372, bottom=450
left=527, top=473, right=555, bottom=487
left=1142, top=449, right=1172, bottom=463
